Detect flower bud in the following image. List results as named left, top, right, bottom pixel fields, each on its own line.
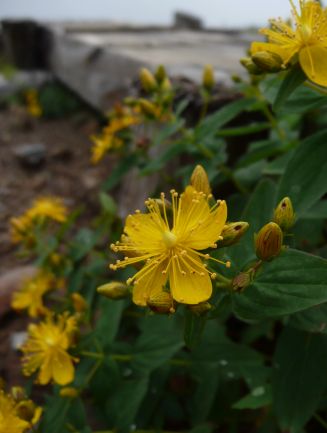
left=16, top=400, right=38, bottom=422
left=139, top=68, right=157, bottom=93
left=202, top=64, right=215, bottom=91
left=232, top=270, right=253, bottom=292
left=219, top=222, right=249, bottom=247
left=155, top=65, right=167, bottom=84
left=252, top=51, right=284, bottom=73
left=97, top=282, right=130, bottom=300
left=240, top=57, right=262, bottom=75
left=255, top=222, right=283, bottom=261
left=190, top=165, right=211, bottom=195
left=147, top=291, right=175, bottom=314
left=273, top=197, right=295, bottom=232
left=59, top=387, right=79, bottom=398
left=138, top=98, right=159, bottom=118
left=11, top=386, right=26, bottom=402
left=71, top=293, right=88, bottom=313
left=188, top=302, right=212, bottom=315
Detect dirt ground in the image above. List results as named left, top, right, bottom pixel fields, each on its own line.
left=0, top=104, right=112, bottom=386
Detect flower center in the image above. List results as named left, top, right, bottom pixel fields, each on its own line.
left=300, top=24, right=312, bottom=43
left=162, top=231, right=177, bottom=248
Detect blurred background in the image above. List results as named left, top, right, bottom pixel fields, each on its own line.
left=1, top=0, right=290, bottom=27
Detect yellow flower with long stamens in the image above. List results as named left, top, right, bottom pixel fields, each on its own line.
left=0, top=391, right=30, bottom=433
left=21, top=313, right=78, bottom=386
left=11, top=271, right=55, bottom=318
left=110, top=186, right=228, bottom=306
left=250, top=0, right=327, bottom=87
left=26, top=197, right=67, bottom=223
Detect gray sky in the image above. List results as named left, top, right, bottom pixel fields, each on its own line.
left=0, top=0, right=295, bottom=27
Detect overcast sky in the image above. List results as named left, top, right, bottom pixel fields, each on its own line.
left=0, top=0, right=296, bottom=28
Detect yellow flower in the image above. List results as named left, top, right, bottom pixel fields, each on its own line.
left=0, top=391, right=29, bottom=433
left=11, top=271, right=55, bottom=318
left=26, top=197, right=67, bottom=223
left=251, top=0, right=327, bottom=87
left=90, top=134, right=123, bottom=164
left=21, top=313, right=79, bottom=386
left=10, top=214, right=34, bottom=244
left=25, top=89, right=42, bottom=118
left=110, top=186, right=228, bottom=306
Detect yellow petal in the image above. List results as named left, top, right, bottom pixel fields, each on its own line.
left=183, top=200, right=227, bottom=250
left=133, top=260, right=168, bottom=306
left=170, top=254, right=212, bottom=304
left=299, top=45, right=327, bottom=87
left=52, top=351, right=75, bottom=385
left=125, top=213, right=164, bottom=251
left=38, top=357, right=52, bottom=385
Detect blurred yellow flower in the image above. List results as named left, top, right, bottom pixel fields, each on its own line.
left=90, top=134, right=123, bottom=164
left=10, top=196, right=67, bottom=244
left=25, top=89, right=42, bottom=118
left=21, top=313, right=79, bottom=386
left=0, top=390, right=42, bottom=433
left=251, top=0, right=327, bottom=87
left=11, top=271, right=55, bottom=318
left=110, top=185, right=228, bottom=306
left=26, top=197, right=67, bottom=223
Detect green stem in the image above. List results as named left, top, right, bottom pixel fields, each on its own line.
left=314, top=413, right=327, bottom=431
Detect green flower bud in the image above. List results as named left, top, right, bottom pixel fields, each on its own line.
left=190, top=165, right=211, bottom=195
left=188, top=301, right=212, bottom=315
left=273, top=197, right=295, bottom=232
left=252, top=51, right=284, bottom=73
left=219, top=222, right=249, bottom=247
left=202, top=64, right=215, bottom=91
left=147, top=291, right=175, bottom=314
left=97, top=282, right=130, bottom=300
left=139, top=68, right=157, bottom=93
left=255, top=222, right=283, bottom=261
left=240, top=57, right=263, bottom=75
left=155, top=65, right=167, bottom=84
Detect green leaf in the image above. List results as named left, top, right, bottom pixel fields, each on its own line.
left=99, top=192, right=117, bottom=215
left=95, top=298, right=126, bottom=348
left=232, top=249, right=327, bottom=321
left=273, top=65, right=307, bottom=111
left=273, top=327, right=327, bottom=432
left=189, top=425, right=214, bottom=433
left=69, top=228, right=98, bottom=261
left=132, top=316, right=183, bottom=373
left=184, top=309, right=207, bottom=349
left=233, top=385, right=272, bottom=410
left=195, top=98, right=255, bottom=139
left=289, top=303, right=327, bottom=334
left=277, top=129, right=327, bottom=216
left=140, top=139, right=187, bottom=175
left=108, top=376, right=149, bottom=432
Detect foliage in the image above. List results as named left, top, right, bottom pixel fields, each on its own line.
left=5, top=5, right=327, bottom=432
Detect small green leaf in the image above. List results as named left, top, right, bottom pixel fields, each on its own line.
left=273, top=327, right=327, bottom=432
left=233, top=249, right=327, bottom=321
left=184, top=309, right=207, bottom=349
left=277, top=129, right=327, bottom=216
left=273, top=65, right=307, bottom=111
left=99, top=192, right=117, bottom=215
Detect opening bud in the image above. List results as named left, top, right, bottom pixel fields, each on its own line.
left=219, top=222, right=249, bottom=247
left=252, top=51, right=284, bottom=73
left=190, top=165, right=211, bottom=195
left=139, top=68, right=157, bottom=93
left=155, top=65, right=167, bottom=84
left=16, top=400, right=39, bottom=423
left=59, top=387, right=79, bottom=398
left=240, top=57, right=263, bottom=75
left=97, top=282, right=130, bottom=300
left=147, top=291, right=175, bottom=314
left=71, top=293, right=88, bottom=313
left=255, top=222, right=283, bottom=261
left=202, top=64, right=215, bottom=92
left=273, top=197, right=295, bottom=232
left=188, top=301, right=212, bottom=316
